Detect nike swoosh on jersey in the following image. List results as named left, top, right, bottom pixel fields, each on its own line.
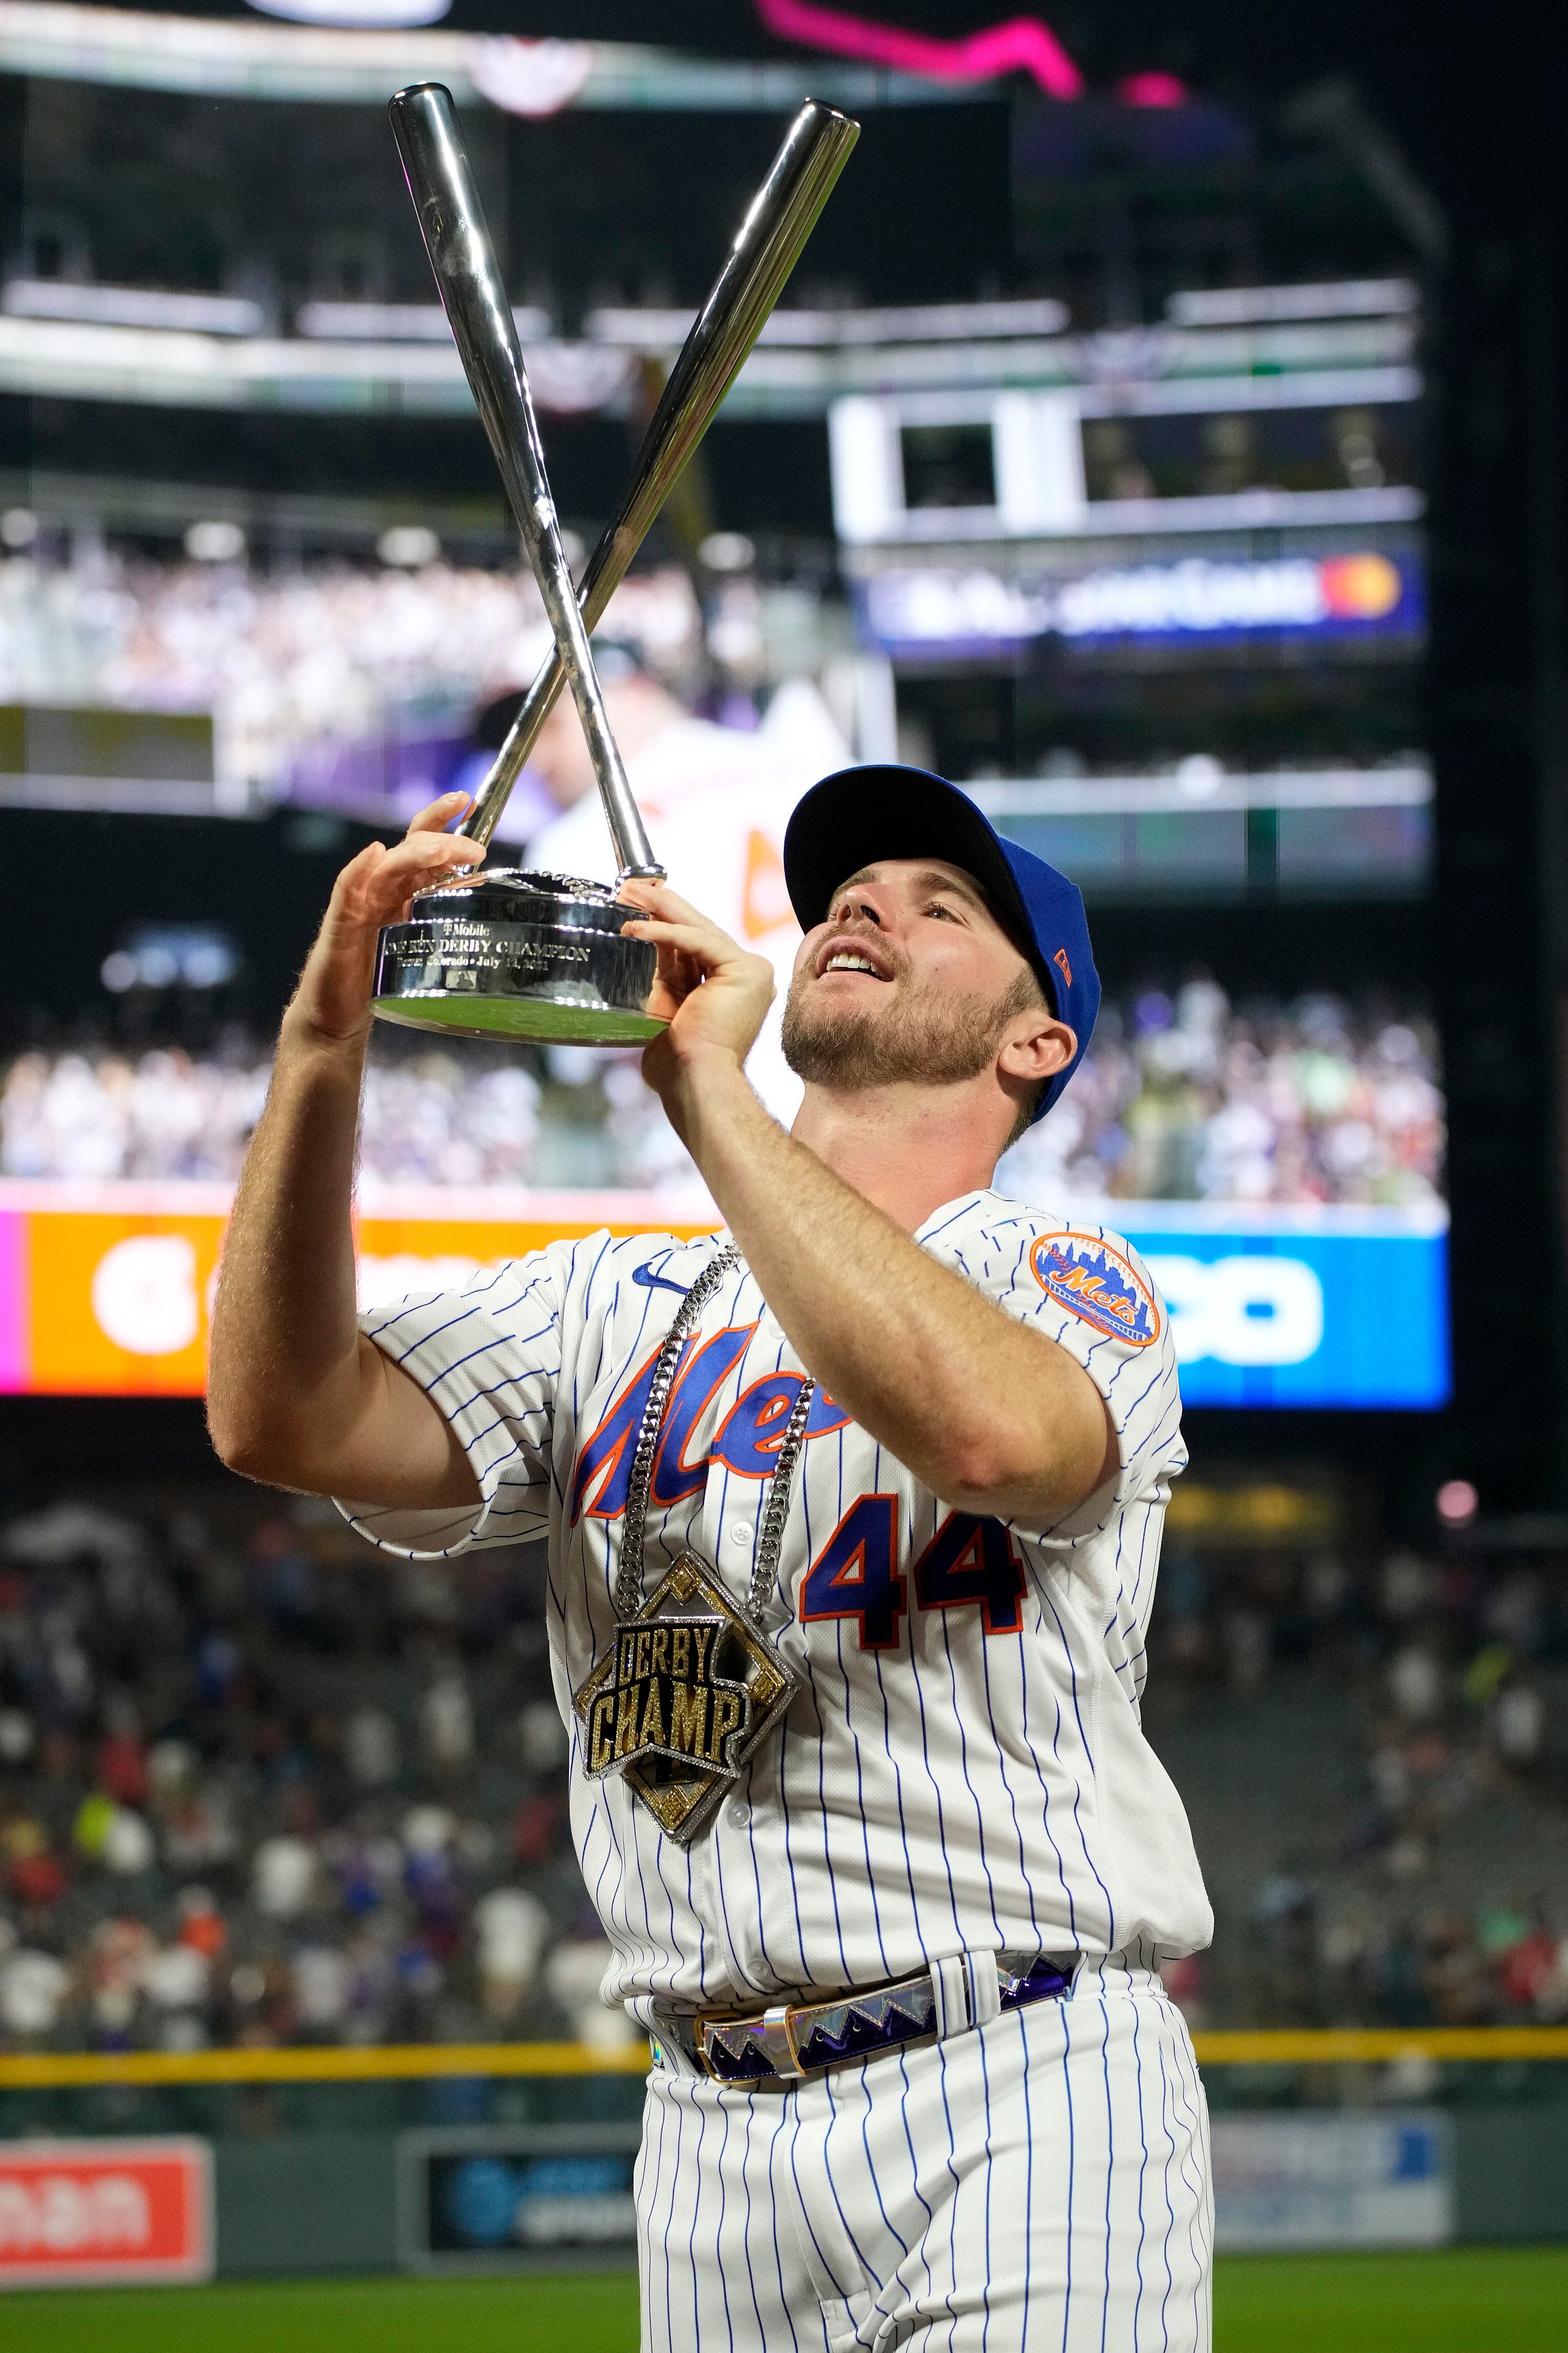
left=632, top=1259, right=702, bottom=1297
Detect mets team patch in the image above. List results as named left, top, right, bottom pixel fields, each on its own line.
left=1029, top=1234, right=1160, bottom=1348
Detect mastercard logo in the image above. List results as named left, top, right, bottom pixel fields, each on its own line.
left=1319, top=553, right=1403, bottom=620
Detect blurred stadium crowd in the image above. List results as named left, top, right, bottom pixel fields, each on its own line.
left=0, top=1486, right=1559, bottom=2053
left=0, top=547, right=718, bottom=787
left=0, top=983, right=1444, bottom=1208
left=1148, top=1532, right=1568, bottom=2034
left=0, top=1497, right=623, bottom=2055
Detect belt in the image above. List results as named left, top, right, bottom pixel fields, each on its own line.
left=651, top=1952, right=1075, bottom=2087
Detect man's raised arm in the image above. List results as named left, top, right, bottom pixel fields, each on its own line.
left=207, top=793, right=483, bottom=1510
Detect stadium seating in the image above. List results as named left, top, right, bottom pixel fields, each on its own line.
left=1, top=1480, right=1560, bottom=2051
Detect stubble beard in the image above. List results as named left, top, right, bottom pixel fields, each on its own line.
left=781, top=961, right=1037, bottom=1092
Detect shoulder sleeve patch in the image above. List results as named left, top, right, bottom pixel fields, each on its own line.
left=1029, top=1232, right=1161, bottom=1348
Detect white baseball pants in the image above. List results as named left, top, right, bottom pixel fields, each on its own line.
left=634, top=1958, right=1213, bottom=2352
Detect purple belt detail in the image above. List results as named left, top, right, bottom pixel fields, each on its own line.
left=653, top=1954, right=1075, bottom=2086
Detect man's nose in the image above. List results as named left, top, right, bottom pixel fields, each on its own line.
left=833, top=895, right=885, bottom=928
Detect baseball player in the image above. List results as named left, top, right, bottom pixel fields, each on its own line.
left=209, top=760, right=1213, bottom=2351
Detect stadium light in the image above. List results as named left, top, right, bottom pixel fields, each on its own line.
left=3, top=280, right=266, bottom=335
left=1167, top=279, right=1418, bottom=327
left=586, top=296, right=1068, bottom=349
left=298, top=301, right=552, bottom=343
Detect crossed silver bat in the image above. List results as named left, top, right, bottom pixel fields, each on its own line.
left=389, top=82, right=860, bottom=881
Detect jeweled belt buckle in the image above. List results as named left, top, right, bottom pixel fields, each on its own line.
left=573, top=1551, right=800, bottom=1845
left=694, top=1972, right=941, bottom=2084
left=697, top=2003, right=804, bottom=2083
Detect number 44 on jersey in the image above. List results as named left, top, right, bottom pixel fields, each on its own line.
left=801, top=1500, right=1027, bottom=1652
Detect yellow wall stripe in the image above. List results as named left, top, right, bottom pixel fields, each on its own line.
left=0, top=2025, right=1566, bottom=2088
left=0, top=2040, right=653, bottom=2088
left=1191, top=2026, right=1568, bottom=2064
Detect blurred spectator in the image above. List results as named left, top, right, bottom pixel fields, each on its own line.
left=545, top=1938, right=638, bottom=2053
left=1, top=982, right=1445, bottom=1209
left=253, top=1836, right=316, bottom=1920
left=1495, top=1683, right=1545, bottom=1766
left=1390, top=1644, right=1443, bottom=1723
left=345, top=1707, right=399, bottom=1790
left=0, top=1947, right=69, bottom=2038
left=474, top=1887, right=548, bottom=2024
left=0, top=1045, right=268, bottom=1184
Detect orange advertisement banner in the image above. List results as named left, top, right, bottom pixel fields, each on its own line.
left=0, top=1184, right=719, bottom=1396
left=26, top=1209, right=227, bottom=1395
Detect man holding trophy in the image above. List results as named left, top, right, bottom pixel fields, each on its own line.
left=209, top=82, right=1212, bottom=2353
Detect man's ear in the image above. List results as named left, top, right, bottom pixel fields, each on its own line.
left=1000, top=1012, right=1076, bottom=1085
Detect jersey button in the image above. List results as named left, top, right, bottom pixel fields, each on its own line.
left=726, top=1521, right=755, bottom=1548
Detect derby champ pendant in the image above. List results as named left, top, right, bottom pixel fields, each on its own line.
left=575, top=1554, right=796, bottom=1843
left=572, top=1246, right=807, bottom=1845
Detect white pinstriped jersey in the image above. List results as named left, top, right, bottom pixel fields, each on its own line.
left=341, top=1192, right=1212, bottom=2017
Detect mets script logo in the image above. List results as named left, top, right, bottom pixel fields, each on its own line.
left=572, top=1324, right=849, bottom=1527
left=1029, top=1235, right=1160, bottom=1348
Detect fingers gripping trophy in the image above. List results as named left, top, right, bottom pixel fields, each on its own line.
left=371, top=83, right=859, bottom=1047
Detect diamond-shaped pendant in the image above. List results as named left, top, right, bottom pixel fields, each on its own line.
left=574, top=1553, right=801, bottom=1844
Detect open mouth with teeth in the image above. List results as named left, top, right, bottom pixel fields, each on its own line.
left=816, top=937, right=894, bottom=982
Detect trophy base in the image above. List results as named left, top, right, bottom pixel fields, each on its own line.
left=371, top=868, right=667, bottom=1049
left=371, top=992, right=664, bottom=1044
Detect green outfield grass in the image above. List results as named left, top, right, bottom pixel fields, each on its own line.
left=2, top=2246, right=1564, bottom=2351
left=1216, top=2247, right=1568, bottom=2350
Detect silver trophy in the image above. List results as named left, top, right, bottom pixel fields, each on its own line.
left=371, top=84, right=859, bottom=1044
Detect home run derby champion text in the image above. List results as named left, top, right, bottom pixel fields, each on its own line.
left=209, top=761, right=1215, bottom=2351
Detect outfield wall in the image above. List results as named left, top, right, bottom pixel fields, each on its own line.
left=202, top=2106, right=1568, bottom=2275
left=1, top=2102, right=1561, bottom=2283
left=3, top=2041, right=1565, bottom=2281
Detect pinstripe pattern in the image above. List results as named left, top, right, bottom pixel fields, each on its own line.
left=340, top=1191, right=1212, bottom=2012
left=639, top=1962, right=1211, bottom=2351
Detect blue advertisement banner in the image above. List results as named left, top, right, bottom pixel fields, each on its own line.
left=857, top=552, right=1426, bottom=664
left=1106, top=1212, right=1451, bottom=1410
left=1212, top=2110, right=1454, bottom=2250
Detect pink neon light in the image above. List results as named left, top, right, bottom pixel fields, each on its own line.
left=754, top=0, right=1084, bottom=99
left=1115, top=71, right=1190, bottom=108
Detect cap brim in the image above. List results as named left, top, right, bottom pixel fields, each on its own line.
left=784, top=766, right=1045, bottom=993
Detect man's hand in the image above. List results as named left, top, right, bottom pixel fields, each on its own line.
left=292, top=791, right=484, bottom=1045
left=619, top=880, right=775, bottom=1112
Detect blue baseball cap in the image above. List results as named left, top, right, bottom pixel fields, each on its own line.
left=782, top=764, right=1099, bottom=1121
